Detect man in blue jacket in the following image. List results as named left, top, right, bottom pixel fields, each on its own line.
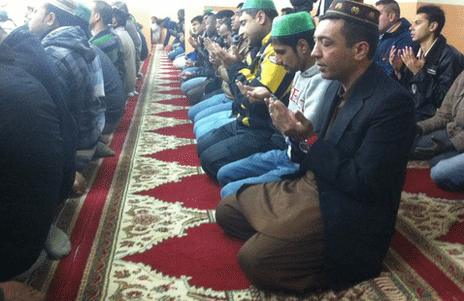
left=374, top=0, right=416, bottom=76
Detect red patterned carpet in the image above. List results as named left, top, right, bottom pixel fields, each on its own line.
left=34, top=47, right=464, bottom=300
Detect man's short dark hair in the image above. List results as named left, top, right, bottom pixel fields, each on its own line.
left=191, top=15, right=203, bottom=24
left=241, top=8, right=278, bottom=21
left=94, top=0, right=113, bottom=25
left=203, top=12, right=214, bottom=19
left=417, top=5, right=445, bottom=36
left=217, top=10, right=235, bottom=19
left=375, top=0, right=401, bottom=17
left=319, top=15, right=379, bottom=59
left=271, top=30, right=315, bottom=53
left=281, top=7, right=294, bottom=15
left=221, top=17, right=233, bottom=32
left=113, top=7, right=128, bottom=27
left=290, top=0, right=313, bottom=13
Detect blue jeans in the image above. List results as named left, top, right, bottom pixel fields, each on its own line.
left=188, top=93, right=228, bottom=121
left=168, top=45, right=184, bottom=60
left=194, top=111, right=234, bottom=139
left=197, top=121, right=286, bottom=179
left=180, top=76, right=207, bottom=94
left=194, top=102, right=232, bottom=123
left=182, top=67, right=201, bottom=74
left=431, top=153, right=464, bottom=191
left=217, top=149, right=299, bottom=198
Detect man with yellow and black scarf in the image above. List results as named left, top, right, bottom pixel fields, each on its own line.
left=197, top=0, right=294, bottom=179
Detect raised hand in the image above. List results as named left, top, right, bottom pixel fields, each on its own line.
left=218, top=45, right=240, bottom=67
left=236, top=81, right=271, bottom=102
left=389, top=45, right=403, bottom=75
left=266, top=98, right=314, bottom=139
left=400, top=46, right=425, bottom=76
left=188, top=36, right=198, bottom=49
left=288, top=111, right=314, bottom=140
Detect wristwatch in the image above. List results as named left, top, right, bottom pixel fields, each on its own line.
left=298, top=134, right=318, bottom=153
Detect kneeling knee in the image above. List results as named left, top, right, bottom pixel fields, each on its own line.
left=215, top=201, right=233, bottom=230
left=238, top=245, right=279, bottom=291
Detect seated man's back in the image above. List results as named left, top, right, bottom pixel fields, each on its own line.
left=0, top=44, right=63, bottom=281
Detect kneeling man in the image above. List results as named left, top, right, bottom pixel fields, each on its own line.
left=216, top=0, right=416, bottom=293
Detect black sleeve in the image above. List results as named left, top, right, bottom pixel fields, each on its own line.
left=300, top=94, right=415, bottom=202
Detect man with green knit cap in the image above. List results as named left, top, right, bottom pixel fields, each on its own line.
left=217, top=12, right=334, bottom=198
left=197, top=0, right=294, bottom=180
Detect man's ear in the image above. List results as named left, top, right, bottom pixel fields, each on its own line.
left=428, top=21, right=438, bottom=34
left=44, top=11, right=56, bottom=26
left=256, top=10, right=266, bottom=25
left=352, top=41, right=370, bottom=61
left=94, top=12, right=101, bottom=22
left=296, top=38, right=310, bottom=55
left=387, top=11, right=397, bottom=23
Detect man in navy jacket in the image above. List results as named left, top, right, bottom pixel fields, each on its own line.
left=216, top=0, right=416, bottom=293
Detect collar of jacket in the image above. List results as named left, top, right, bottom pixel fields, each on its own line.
left=90, top=28, right=112, bottom=42
left=300, top=65, right=320, bottom=78
left=383, top=18, right=410, bottom=38
left=248, top=32, right=272, bottom=72
left=321, top=63, right=378, bottom=144
left=423, top=34, right=447, bottom=66
left=261, top=32, right=271, bottom=47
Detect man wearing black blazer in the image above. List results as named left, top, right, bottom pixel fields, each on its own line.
left=216, top=0, right=416, bottom=294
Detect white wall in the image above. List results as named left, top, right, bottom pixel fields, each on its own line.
left=125, top=0, right=293, bottom=19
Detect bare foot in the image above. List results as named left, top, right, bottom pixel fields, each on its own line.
left=0, top=281, right=45, bottom=301
left=72, top=171, right=87, bottom=196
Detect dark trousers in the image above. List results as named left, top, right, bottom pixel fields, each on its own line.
left=197, top=121, right=285, bottom=179
left=415, top=129, right=459, bottom=166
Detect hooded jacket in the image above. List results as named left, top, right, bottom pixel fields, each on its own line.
left=42, top=26, right=101, bottom=149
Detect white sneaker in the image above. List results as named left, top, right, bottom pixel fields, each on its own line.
left=44, top=225, right=71, bottom=260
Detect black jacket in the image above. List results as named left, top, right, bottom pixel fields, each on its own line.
left=298, top=64, right=416, bottom=289
left=4, top=25, right=77, bottom=201
left=400, top=35, right=464, bottom=121
left=0, top=44, right=63, bottom=281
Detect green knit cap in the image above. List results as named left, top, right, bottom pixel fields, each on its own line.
left=74, top=1, right=91, bottom=23
left=204, top=7, right=214, bottom=14
left=241, top=0, right=276, bottom=11
left=271, top=11, right=315, bottom=37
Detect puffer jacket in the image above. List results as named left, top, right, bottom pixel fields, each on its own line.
left=4, top=25, right=77, bottom=200
left=42, top=26, right=101, bottom=149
